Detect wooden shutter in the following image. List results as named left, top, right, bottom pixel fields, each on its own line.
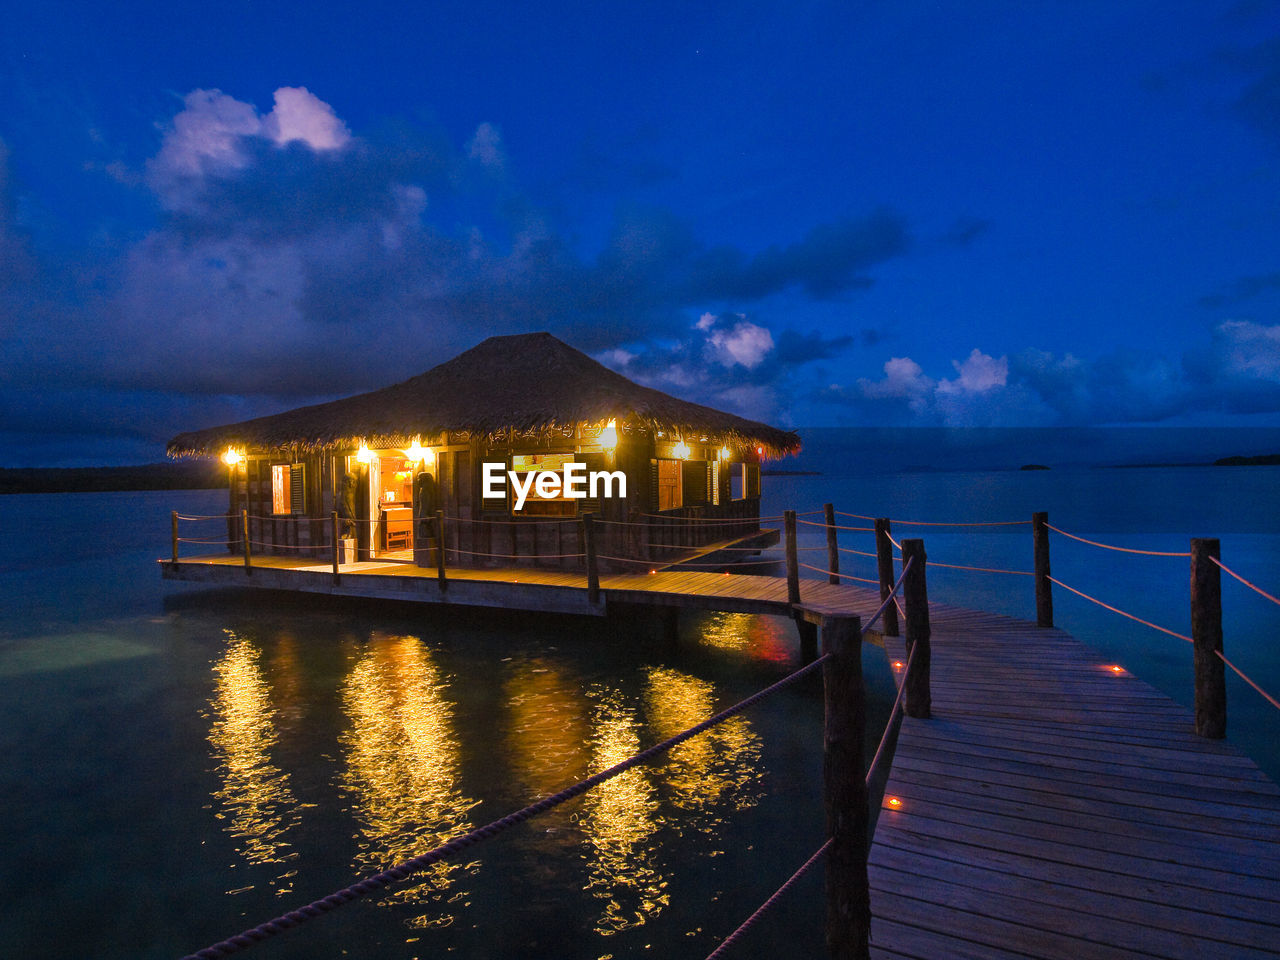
left=578, top=453, right=605, bottom=514
left=745, top=463, right=760, bottom=498
left=682, top=460, right=708, bottom=506
left=290, top=463, right=306, bottom=514
left=481, top=453, right=508, bottom=512
left=648, top=458, right=660, bottom=512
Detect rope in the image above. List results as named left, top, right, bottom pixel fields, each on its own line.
left=927, top=560, right=1033, bottom=577
left=175, top=513, right=229, bottom=521
left=451, top=547, right=587, bottom=561
left=176, top=537, right=233, bottom=545
left=893, top=596, right=906, bottom=621
left=834, top=510, right=878, bottom=521
left=797, top=561, right=878, bottom=585
left=1045, top=524, right=1190, bottom=557
left=443, top=514, right=577, bottom=525
left=1047, top=576, right=1192, bottom=643
left=890, top=517, right=1029, bottom=527
left=837, top=546, right=878, bottom=559
left=796, top=518, right=875, bottom=533
left=1211, top=557, right=1280, bottom=608
left=863, top=557, right=913, bottom=635
left=703, top=839, right=832, bottom=960
left=866, top=639, right=918, bottom=786
left=180, top=652, right=832, bottom=960
left=1215, top=650, right=1280, bottom=712
left=884, top=532, right=901, bottom=551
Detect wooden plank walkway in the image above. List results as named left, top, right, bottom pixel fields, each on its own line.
left=873, top=604, right=1280, bottom=960
left=160, top=553, right=885, bottom=621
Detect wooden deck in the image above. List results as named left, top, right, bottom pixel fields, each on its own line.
left=159, top=552, right=885, bottom=621
left=872, top=604, right=1280, bottom=960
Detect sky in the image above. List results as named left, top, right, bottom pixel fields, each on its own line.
left=2, top=0, right=1280, bottom=466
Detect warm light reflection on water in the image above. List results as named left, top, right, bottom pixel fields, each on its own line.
left=643, top=667, right=763, bottom=832
left=339, top=634, right=478, bottom=929
left=699, top=612, right=792, bottom=664
left=503, top=659, right=590, bottom=838
left=581, top=687, right=665, bottom=936
left=206, top=630, right=302, bottom=888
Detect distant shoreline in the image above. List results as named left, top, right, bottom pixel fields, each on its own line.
left=0, top=462, right=223, bottom=495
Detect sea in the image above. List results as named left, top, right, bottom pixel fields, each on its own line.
left=2, top=428, right=1277, bottom=960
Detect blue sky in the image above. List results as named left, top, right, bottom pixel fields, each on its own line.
left=2, top=0, right=1279, bottom=465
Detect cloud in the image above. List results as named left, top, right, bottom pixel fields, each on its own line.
left=1198, top=271, right=1280, bottom=308
left=0, top=87, right=912, bottom=462
left=824, top=322, right=1280, bottom=427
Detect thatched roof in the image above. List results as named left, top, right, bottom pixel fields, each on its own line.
left=167, top=332, right=801, bottom=458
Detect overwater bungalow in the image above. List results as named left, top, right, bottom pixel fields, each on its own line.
left=168, top=332, right=800, bottom=572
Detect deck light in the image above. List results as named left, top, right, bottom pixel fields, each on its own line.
left=673, top=440, right=690, bottom=460
left=356, top=443, right=373, bottom=464
left=1109, top=665, right=1124, bottom=674
left=886, top=797, right=902, bottom=809
left=221, top=447, right=243, bottom=466
left=601, top=419, right=618, bottom=451
left=893, top=661, right=904, bottom=670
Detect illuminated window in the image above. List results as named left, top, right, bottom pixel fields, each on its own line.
left=271, top=463, right=305, bottom=515
left=510, top=453, right=577, bottom=516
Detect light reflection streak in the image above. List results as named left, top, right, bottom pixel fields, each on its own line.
left=206, top=629, right=302, bottom=887
left=339, top=634, right=477, bottom=929
left=581, top=687, right=666, bottom=936
left=699, top=612, right=791, bottom=664
left=643, top=667, right=763, bottom=832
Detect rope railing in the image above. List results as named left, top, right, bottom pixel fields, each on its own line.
left=927, top=559, right=1033, bottom=577
left=1211, top=556, right=1280, bottom=608
left=1045, top=523, right=1190, bottom=557
left=1047, top=576, right=1192, bottom=643
left=890, top=517, right=1029, bottom=527
left=1215, top=650, right=1280, bottom=712
left=798, top=560, right=878, bottom=585
left=180, top=648, right=834, bottom=960
left=796, top=518, right=875, bottom=533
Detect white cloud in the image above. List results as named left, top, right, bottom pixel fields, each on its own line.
left=858, top=356, right=933, bottom=403
left=937, top=348, right=1007, bottom=396
left=704, top=318, right=774, bottom=369
left=261, top=86, right=350, bottom=150
left=1213, top=320, right=1280, bottom=380
left=466, top=121, right=506, bottom=171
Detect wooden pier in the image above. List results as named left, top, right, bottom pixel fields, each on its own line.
left=872, top=602, right=1280, bottom=960
left=160, top=546, right=1280, bottom=958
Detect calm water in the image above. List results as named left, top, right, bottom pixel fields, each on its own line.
left=1, top=457, right=1278, bottom=959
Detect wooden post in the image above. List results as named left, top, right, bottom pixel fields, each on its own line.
left=242, top=509, right=251, bottom=573
left=902, top=538, right=930, bottom=719
left=1034, top=511, right=1053, bottom=628
left=435, top=510, right=448, bottom=591
left=875, top=519, right=899, bottom=638
left=784, top=509, right=800, bottom=605
left=824, top=502, right=840, bottom=584
left=822, top=614, right=870, bottom=960
left=170, top=511, right=179, bottom=565
left=1191, top=538, right=1225, bottom=739
left=331, top=511, right=341, bottom=584
left=583, top=512, right=600, bottom=605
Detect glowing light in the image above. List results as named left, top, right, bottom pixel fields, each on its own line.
left=356, top=443, right=373, bottom=464
left=649, top=569, right=657, bottom=575
left=221, top=447, right=243, bottom=466
left=1109, top=665, right=1124, bottom=674
left=719, top=446, right=732, bottom=461
left=886, top=797, right=902, bottom=808
left=756, top=446, right=763, bottom=456
left=893, top=661, right=904, bottom=669
left=672, top=440, right=690, bottom=460
left=406, top=438, right=427, bottom=462
left=601, top=419, right=618, bottom=450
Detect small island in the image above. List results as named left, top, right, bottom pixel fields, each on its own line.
left=1020, top=463, right=1051, bottom=471
left=1214, top=454, right=1280, bottom=467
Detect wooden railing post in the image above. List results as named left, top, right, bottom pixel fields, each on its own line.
left=875, top=519, right=899, bottom=638
left=331, top=511, right=341, bottom=584
left=1034, top=511, right=1053, bottom=628
left=583, top=512, right=600, bottom=605
left=824, top=502, right=840, bottom=584
left=242, top=509, right=251, bottom=573
left=902, top=538, right=930, bottom=719
left=822, top=614, right=870, bottom=960
left=1191, top=538, right=1225, bottom=738
left=784, top=509, right=800, bottom=605
left=435, top=510, right=448, bottom=591
left=171, top=511, right=179, bottom=565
